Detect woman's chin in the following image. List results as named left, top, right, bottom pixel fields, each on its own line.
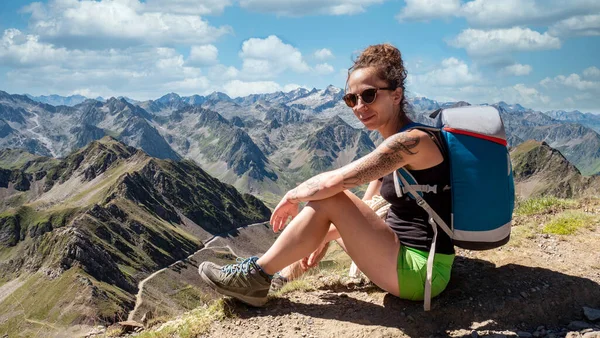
left=360, top=121, right=378, bottom=130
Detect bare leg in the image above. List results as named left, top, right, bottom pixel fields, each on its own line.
left=257, top=190, right=400, bottom=296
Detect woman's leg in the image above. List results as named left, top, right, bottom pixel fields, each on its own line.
left=257, top=190, right=400, bottom=296
left=199, top=190, right=400, bottom=306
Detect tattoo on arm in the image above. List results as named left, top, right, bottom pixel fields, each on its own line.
left=341, top=133, right=420, bottom=189
left=287, top=176, right=322, bottom=203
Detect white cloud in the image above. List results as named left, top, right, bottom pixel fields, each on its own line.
left=22, top=0, right=232, bottom=48
left=397, top=0, right=600, bottom=28
left=556, top=74, right=598, bottom=91
left=460, top=0, right=542, bottom=27
left=238, top=0, right=385, bottom=16
left=239, top=35, right=310, bottom=79
left=187, top=45, right=219, bottom=66
left=314, top=48, right=334, bottom=60
left=0, top=29, right=69, bottom=67
left=222, top=80, right=285, bottom=97
left=412, top=57, right=481, bottom=87
left=208, top=64, right=240, bottom=81
left=0, top=29, right=219, bottom=99
left=144, top=0, right=232, bottom=15
left=315, top=63, right=335, bottom=75
left=583, top=66, right=600, bottom=78
left=540, top=69, right=600, bottom=91
left=549, top=14, right=600, bottom=37
left=502, top=63, right=532, bottom=76
left=510, top=83, right=551, bottom=105
left=450, top=27, right=561, bottom=57
left=396, top=0, right=460, bottom=22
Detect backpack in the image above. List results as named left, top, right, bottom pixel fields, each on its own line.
left=394, top=105, right=515, bottom=310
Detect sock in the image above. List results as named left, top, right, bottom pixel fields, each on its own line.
left=251, top=256, right=273, bottom=279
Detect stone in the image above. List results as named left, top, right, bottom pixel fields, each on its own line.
left=566, top=333, right=582, bottom=338
left=517, top=331, right=533, bottom=338
left=584, top=307, right=600, bottom=322
left=569, top=322, right=593, bottom=331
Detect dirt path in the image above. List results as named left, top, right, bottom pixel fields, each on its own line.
left=127, top=224, right=261, bottom=321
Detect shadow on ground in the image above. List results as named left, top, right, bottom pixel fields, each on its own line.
left=229, top=256, right=600, bottom=336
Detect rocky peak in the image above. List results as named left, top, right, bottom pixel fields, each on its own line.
left=156, top=93, right=181, bottom=105
left=206, top=92, right=232, bottom=102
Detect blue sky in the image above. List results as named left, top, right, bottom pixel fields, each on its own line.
left=0, top=0, right=599, bottom=112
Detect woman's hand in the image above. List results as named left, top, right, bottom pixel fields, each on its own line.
left=270, top=194, right=299, bottom=232
left=301, top=241, right=330, bottom=271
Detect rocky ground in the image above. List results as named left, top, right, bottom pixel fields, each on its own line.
left=91, top=198, right=600, bottom=338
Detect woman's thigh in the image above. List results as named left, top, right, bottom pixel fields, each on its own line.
left=310, top=191, right=400, bottom=296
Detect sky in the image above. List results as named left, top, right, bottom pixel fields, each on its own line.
left=0, top=0, right=599, bottom=113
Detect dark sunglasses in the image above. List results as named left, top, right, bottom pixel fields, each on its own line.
left=343, top=87, right=394, bottom=108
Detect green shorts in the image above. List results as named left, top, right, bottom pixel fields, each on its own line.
left=397, top=245, right=454, bottom=301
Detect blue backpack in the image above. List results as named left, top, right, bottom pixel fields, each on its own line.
left=394, top=105, right=515, bottom=310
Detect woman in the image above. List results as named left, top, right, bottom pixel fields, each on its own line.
left=199, top=43, right=454, bottom=307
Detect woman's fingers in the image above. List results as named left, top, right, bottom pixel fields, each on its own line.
left=300, top=257, right=309, bottom=271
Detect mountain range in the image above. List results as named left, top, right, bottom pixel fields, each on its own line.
left=0, top=137, right=271, bottom=333
left=3, top=88, right=600, bottom=205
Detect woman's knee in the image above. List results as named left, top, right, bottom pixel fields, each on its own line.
left=305, top=191, right=349, bottom=211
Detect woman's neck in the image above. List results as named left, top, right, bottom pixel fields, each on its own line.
left=380, top=114, right=413, bottom=139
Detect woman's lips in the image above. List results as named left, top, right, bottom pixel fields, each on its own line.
left=360, top=115, right=374, bottom=122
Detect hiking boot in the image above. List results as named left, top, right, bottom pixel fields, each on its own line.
left=199, top=256, right=271, bottom=307
left=269, top=273, right=289, bottom=293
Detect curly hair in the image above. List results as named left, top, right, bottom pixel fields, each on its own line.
left=348, top=43, right=409, bottom=114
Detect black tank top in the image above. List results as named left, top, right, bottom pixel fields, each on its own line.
left=379, top=158, right=455, bottom=255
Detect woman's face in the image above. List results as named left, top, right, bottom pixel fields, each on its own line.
left=345, top=67, right=399, bottom=131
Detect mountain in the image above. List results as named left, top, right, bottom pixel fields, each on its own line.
left=151, top=106, right=281, bottom=200
left=5, top=88, right=600, bottom=200
left=0, top=137, right=271, bottom=333
left=544, top=110, right=600, bottom=134
left=511, top=140, right=600, bottom=198
left=25, top=94, right=89, bottom=106
left=0, top=92, right=179, bottom=160
left=292, top=115, right=375, bottom=177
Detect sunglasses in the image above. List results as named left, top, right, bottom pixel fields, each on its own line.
left=343, top=87, right=394, bottom=108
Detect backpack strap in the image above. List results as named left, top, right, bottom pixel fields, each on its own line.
left=393, top=169, right=453, bottom=312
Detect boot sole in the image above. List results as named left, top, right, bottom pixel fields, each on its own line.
left=198, top=262, right=268, bottom=307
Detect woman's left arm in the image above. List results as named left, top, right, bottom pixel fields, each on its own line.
left=285, top=130, right=425, bottom=204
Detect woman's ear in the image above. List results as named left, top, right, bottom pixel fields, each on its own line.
left=392, top=87, right=403, bottom=105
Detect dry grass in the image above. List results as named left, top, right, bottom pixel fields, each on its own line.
left=138, top=299, right=235, bottom=338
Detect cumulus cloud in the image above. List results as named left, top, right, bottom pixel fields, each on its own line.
left=187, top=45, right=219, bottom=66
left=238, top=0, right=385, bottom=16
left=314, top=48, right=334, bottom=60
left=583, top=66, right=600, bottom=78
left=450, top=27, right=561, bottom=57
left=144, top=0, right=232, bottom=15
left=397, top=0, right=600, bottom=28
left=542, top=74, right=599, bottom=91
left=223, top=80, right=295, bottom=97
left=501, top=63, right=533, bottom=76
left=22, top=0, right=232, bottom=48
left=549, top=14, right=600, bottom=37
left=315, top=63, right=335, bottom=75
left=396, top=0, right=460, bottom=22
left=0, top=29, right=69, bottom=67
left=0, top=28, right=219, bottom=99
left=239, top=35, right=310, bottom=79
left=412, top=57, right=481, bottom=87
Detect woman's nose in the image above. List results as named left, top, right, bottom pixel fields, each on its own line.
left=353, top=98, right=368, bottom=112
